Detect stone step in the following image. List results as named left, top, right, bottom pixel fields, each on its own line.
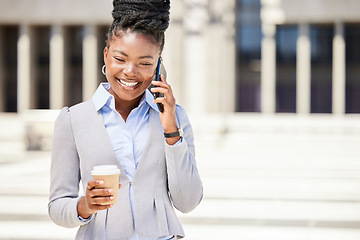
left=2, top=191, right=360, bottom=224
left=2, top=196, right=360, bottom=240
left=183, top=224, right=360, bottom=240
left=202, top=178, right=360, bottom=201
left=178, top=198, right=360, bottom=226
left=2, top=221, right=360, bottom=240
left=0, top=221, right=77, bottom=240
left=2, top=152, right=360, bottom=202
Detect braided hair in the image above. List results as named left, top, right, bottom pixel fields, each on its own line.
left=106, top=0, right=170, bottom=52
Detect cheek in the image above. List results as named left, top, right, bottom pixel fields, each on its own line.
left=142, top=68, right=156, bottom=81
left=107, top=61, right=123, bottom=72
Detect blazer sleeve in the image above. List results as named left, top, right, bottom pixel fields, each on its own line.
left=165, top=105, right=203, bottom=213
left=48, top=107, right=86, bottom=228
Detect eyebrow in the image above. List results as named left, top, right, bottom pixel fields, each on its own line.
left=113, top=50, right=154, bottom=60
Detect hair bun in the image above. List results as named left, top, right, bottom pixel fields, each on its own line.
left=112, top=0, right=170, bottom=33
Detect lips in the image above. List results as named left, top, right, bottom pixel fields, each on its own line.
left=116, top=77, right=140, bottom=89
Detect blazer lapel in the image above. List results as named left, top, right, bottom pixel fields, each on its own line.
left=132, top=108, right=164, bottom=184
left=69, top=101, right=128, bottom=184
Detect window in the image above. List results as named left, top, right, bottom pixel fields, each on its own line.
left=310, top=25, right=333, bottom=113
left=235, top=0, right=261, bottom=112
left=34, top=26, right=50, bottom=109
left=276, top=25, right=298, bottom=113
left=65, top=26, right=83, bottom=106
left=345, top=24, right=360, bottom=113
left=1, top=26, right=18, bottom=112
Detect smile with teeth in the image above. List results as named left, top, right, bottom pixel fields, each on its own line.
left=118, top=79, right=139, bottom=87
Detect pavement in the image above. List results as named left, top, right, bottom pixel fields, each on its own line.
left=1, top=113, right=360, bottom=239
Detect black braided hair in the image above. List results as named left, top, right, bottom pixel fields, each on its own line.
left=106, top=0, right=170, bottom=52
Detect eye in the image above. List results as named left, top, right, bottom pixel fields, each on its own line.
left=114, top=57, right=125, bottom=62
left=139, top=62, right=153, bottom=67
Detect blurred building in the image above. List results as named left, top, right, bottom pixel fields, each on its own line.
left=256, top=0, right=360, bottom=115
left=0, top=0, right=359, bottom=115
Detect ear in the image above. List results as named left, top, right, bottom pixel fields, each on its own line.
left=103, top=47, right=109, bottom=65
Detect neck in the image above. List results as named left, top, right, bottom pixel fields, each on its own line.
left=111, top=92, right=144, bottom=122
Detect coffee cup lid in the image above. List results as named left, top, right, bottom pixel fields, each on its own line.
left=91, top=165, right=120, bottom=175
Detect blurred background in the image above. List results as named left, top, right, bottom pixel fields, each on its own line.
left=0, top=0, right=360, bottom=239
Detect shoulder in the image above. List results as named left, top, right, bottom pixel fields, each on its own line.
left=175, top=104, right=190, bottom=121
left=175, top=104, right=193, bottom=131
left=55, top=101, right=95, bottom=125
left=175, top=104, right=188, bottom=117
left=69, top=100, right=95, bottom=113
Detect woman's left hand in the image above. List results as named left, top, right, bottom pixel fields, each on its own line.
left=151, top=74, right=180, bottom=145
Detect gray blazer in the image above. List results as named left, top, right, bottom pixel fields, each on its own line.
left=48, top=100, right=203, bottom=240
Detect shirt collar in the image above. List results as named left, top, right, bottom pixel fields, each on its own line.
left=145, top=88, right=160, bottom=113
left=92, top=83, right=159, bottom=113
left=92, top=83, right=114, bottom=111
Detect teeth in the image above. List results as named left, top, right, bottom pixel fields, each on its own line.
left=120, top=79, right=138, bottom=87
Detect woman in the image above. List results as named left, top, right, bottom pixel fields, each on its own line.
left=48, top=0, right=203, bottom=239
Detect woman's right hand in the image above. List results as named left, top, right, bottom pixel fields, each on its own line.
left=77, top=180, right=121, bottom=219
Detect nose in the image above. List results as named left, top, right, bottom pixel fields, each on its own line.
left=123, top=62, right=136, bottom=77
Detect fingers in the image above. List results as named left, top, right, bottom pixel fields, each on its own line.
left=151, top=75, right=175, bottom=107
left=154, top=73, right=168, bottom=85
left=87, top=180, right=104, bottom=190
left=151, top=74, right=172, bottom=94
left=151, top=74, right=178, bottom=131
left=91, top=195, right=114, bottom=206
left=153, top=96, right=174, bottom=113
left=88, top=188, right=113, bottom=198
left=86, top=180, right=116, bottom=211
left=151, top=86, right=171, bottom=97
left=95, top=204, right=114, bottom=211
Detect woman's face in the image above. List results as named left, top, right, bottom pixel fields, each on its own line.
left=104, top=30, right=161, bottom=105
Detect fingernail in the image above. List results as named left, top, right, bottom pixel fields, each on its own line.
left=98, top=180, right=104, bottom=185
left=110, top=196, right=114, bottom=200
left=108, top=189, right=113, bottom=193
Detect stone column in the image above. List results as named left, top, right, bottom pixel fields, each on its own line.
left=50, top=25, right=66, bottom=109
left=261, top=24, right=276, bottom=114
left=296, top=23, right=311, bottom=114
left=0, top=27, right=4, bottom=112
left=82, top=25, right=98, bottom=101
left=162, top=25, right=184, bottom=105
left=162, top=1, right=185, bottom=106
left=17, top=24, right=35, bottom=112
left=221, top=0, right=236, bottom=113
left=183, top=0, right=208, bottom=114
left=206, top=23, right=223, bottom=112
left=207, top=0, right=236, bottom=113
left=332, top=21, right=345, bottom=115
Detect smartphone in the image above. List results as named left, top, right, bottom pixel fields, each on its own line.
left=149, top=58, right=167, bottom=112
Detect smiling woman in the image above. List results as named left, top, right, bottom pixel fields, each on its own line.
left=48, top=1, right=203, bottom=240
left=103, top=30, right=160, bottom=118
left=102, top=0, right=170, bottom=121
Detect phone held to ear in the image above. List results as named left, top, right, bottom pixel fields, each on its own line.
left=149, top=58, right=167, bottom=112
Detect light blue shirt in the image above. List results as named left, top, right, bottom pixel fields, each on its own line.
left=92, top=83, right=174, bottom=240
